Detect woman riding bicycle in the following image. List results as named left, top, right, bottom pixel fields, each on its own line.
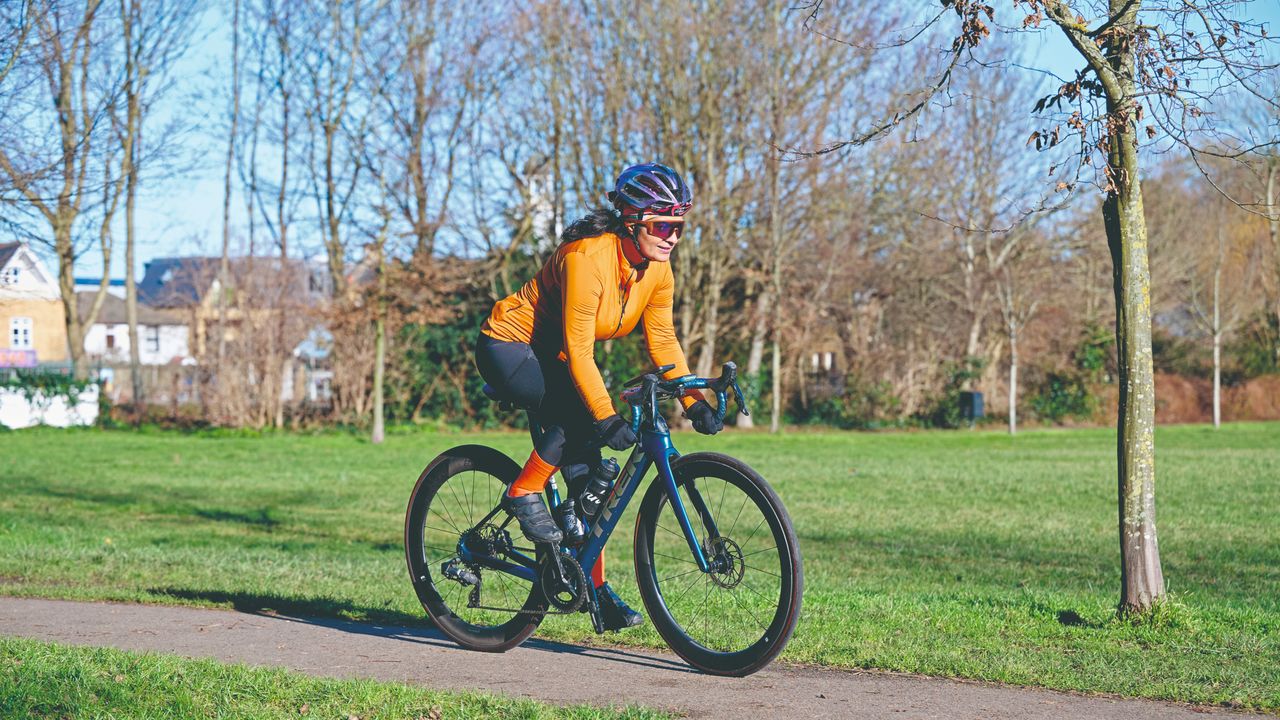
left=475, top=162, right=723, bottom=631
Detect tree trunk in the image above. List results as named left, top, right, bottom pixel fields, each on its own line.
left=126, top=155, right=141, bottom=408
left=273, top=8, right=291, bottom=431
left=122, top=0, right=143, bottom=410
left=1008, top=324, right=1018, bottom=436
left=371, top=244, right=386, bottom=445
left=695, top=257, right=723, bottom=379
left=1267, top=159, right=1279, bottom=365
left=1102, top=79, right=1165, bottom=616
left=770, top=336, right=782, bottom=434
left=1213, top=228, right=1222, bottom=429
left=739, top=284, right=770, bottom=429
left=56, top=222, right=88, bottom=378
left=219, top=0, right=240, bottom=386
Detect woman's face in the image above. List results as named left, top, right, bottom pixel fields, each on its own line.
left=630, top=215, right=684, bottom=263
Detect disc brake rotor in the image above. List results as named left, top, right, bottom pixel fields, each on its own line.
left=706, top=536, right=745, bottom=589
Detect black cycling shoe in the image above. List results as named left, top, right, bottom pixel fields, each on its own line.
left=501, top=492, right=563, bottom=544
left=597, top=582, right=644, bottom=631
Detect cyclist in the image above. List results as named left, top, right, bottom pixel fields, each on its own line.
left=475, top=162, right=723, bottom=631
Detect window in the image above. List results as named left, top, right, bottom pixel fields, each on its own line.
left=145, top=326, right=160, bottom=353
left=2, top=266, right=18, bottom=285
left=105, top=332, right=115, bottom=349
left=10, top=317, right=32, bottom=349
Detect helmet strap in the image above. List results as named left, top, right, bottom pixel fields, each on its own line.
left=623, top=223, right=650, bottom=269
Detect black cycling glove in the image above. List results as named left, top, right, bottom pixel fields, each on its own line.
left=595, top=414, right=638, bottom=450
left=685, top=400, right=723, bottom=435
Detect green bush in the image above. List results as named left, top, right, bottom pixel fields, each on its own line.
left=0, top=369, right=96, bottom=406
left=1152, top=327, right=1211, bottom=378
left=1029, top=371, right=1095, bottom=422
left=801, top=375, right=900, bottom=430
left=914, top=357, right=985, bottom=429
left=1026, top=325, right=1111, bottom=424
left=1227, top=311, right=1279, bottom=379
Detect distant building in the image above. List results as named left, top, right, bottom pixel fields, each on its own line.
left=74, top=277, right=127, bottom=299
left=0, top=242, right=68, bottom=368
left=135, top=255, right=333, bottom=403
left=78, top=292, right=191, bottom=366
left=138, top=256, right=330, bottom=357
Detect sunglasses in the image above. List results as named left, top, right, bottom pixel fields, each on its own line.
left=635, top=219, right=684, bottom=240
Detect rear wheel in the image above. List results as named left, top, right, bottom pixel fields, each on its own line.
left=405, top=445, right=545, bottom=652
left=633, top=452, right=803, bottom=676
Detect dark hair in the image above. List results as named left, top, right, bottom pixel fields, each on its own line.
left=560, top=206, right=630, bottom=245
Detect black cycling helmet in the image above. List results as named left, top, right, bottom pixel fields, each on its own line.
left=607, top=163, right=692, bottom=219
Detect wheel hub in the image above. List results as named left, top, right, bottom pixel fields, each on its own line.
left=705, top=536, right=745, bottom=589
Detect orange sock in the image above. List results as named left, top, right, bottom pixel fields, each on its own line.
left=592, top=548, right=605, bottom=588
left=507, top=449, right=557, bottom=498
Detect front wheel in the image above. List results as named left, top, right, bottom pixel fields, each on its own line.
left=633, top=452, right=803, bottom=676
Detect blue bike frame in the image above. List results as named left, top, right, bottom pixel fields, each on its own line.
left=458, top=374, right=728, bottom=587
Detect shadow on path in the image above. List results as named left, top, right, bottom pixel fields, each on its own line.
left=149, top=587, right=694, bottom=674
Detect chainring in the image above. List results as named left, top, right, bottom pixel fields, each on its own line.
left=539, top=554, right=587, bottom=613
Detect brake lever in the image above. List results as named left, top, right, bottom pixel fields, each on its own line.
left=732, top=381, right=750, bottom=417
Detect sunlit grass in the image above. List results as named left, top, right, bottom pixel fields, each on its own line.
left=0, top=422, right=1276, bottom=710
left=0, top=636, right=667, bottom=719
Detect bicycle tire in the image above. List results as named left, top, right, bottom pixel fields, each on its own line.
left=405, top=444, right=546, bottom=652
left=633, top=452, right=803, bottom=676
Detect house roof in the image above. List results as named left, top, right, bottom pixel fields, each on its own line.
left=0, top=243, right=19, bottom=271
left=138, top=255, right=330, bottom=308
left=75, top=277, right=127, bottom=287
left=138, top=257, right=221, bottom=308
left=77, top=292, right=181, bottom=325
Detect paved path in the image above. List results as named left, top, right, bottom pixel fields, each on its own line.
left=0, top=597, right=1260, bottom=719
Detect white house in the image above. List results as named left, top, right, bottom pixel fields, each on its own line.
left=78, top=292, right=191, bottom=366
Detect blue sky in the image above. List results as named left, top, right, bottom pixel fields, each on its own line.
left=64, top=2, right=1280, bottom=281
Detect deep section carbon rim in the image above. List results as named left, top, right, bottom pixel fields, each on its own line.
left=635, top=453, right=801, bottom=676
left=420, top=467, right=535, bottom=628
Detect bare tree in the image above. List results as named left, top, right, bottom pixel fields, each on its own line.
left=218, top=0, right=242, bottom=389
left=0, top=0, right=127, bottom=378
left=799, top=0, right=1279, bottom=615
left=364, top=0, right=492, bottom=262
left=996, top=236, right=1052, bottom=434
left=117, top=0, right=199, bottom=409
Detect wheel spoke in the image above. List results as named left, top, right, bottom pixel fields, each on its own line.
left=727, top=492, right=749, bottom=539
left=739, top=514, right=769, bottom=550
left=657, top=566, right=705, bottom=584
left=739, top=545, right=777, bottom=560
left=741, top=562, right=783, bottom=579
left=653, top=550, right=699, bottom=565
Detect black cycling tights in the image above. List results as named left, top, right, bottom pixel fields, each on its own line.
left=474, top=332, right=602, bottom=484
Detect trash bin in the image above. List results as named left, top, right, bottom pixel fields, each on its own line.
left=959, top=391, right=984, bottom=425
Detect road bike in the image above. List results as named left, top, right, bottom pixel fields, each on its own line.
left=404, top=362, right=802, bottom=676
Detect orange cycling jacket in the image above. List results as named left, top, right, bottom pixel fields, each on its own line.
left=481, top=232, right=705, bottom=422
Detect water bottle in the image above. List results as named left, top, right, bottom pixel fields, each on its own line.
left=554, top=498, right=586, bottom=545
left=578, top=457, right=620, bottom=524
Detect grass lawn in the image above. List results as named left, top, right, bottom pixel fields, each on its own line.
left=0, top=636, right=667, bottom=719
left=0, top=422, right=1277, bottom=710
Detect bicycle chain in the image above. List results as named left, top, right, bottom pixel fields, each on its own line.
left=461, top=553, right=590, bottom=616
